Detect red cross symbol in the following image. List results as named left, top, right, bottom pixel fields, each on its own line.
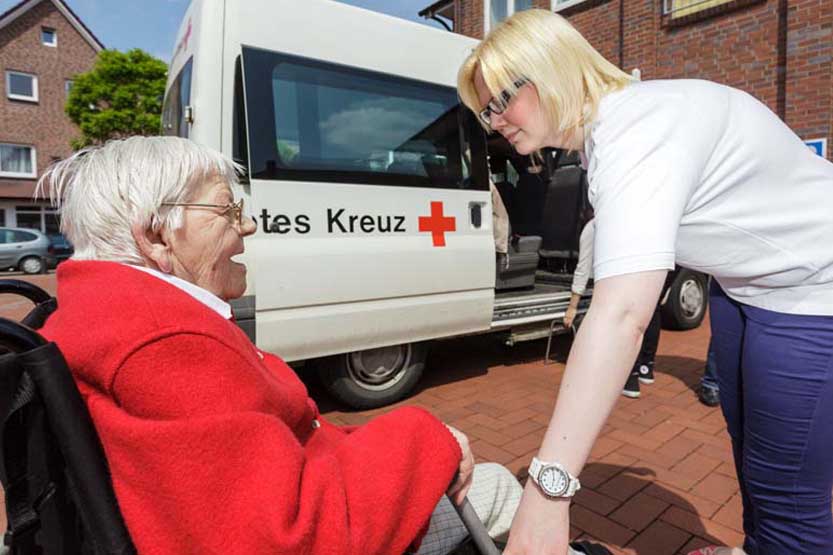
left=418, top=201, right=456, bottom=247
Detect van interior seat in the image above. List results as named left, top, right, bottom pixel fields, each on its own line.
left=538, top=151, right=585, bottom=261
left=511, top=172, right=548, bottom=237
left=495, top=224, right=542, bottom=291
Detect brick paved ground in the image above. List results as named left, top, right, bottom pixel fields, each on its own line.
left=317, top=318, right=742, bottom=555
left=0, top=271, right=741, bottom=553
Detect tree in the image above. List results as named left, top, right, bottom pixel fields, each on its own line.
left=66, top=49, right=168, bottom=149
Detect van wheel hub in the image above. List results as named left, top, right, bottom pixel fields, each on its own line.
left=346, top=345, right=410, bottom=390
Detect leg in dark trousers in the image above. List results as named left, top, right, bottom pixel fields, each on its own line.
left=623, top=304, right=661, bottom=398
left=634, top=304, right=661, bottom=383
left=710, top=281, right=833, bottom=554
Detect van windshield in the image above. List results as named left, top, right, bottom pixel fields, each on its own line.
left=242, top=47, right=486, bottom=190
left=161, top=58, right=193, bottom=138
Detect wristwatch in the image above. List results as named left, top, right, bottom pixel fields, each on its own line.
left=528, top=457, right=581, bottom=498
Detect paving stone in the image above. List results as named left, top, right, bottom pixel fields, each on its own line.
left=642, top=483, right=722, bottom=519
left=597, top=471, right=651, bottom=502
left=626, top=520, right=691, bottom=555
left=571, top=504, right=636, bottom=546
left=610, top=491, right=670, bottom=532
left=574, top=486, right=623, bottom=516
left=712, top=494, right=744, bottom=533
left=678, top=535, right=714, bottom=555
left=660, top=506, right=745, bottom=547
left=690, top=473, right=739, bottom=506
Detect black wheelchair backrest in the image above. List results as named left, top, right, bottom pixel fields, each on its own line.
left=0, top=280, right=135, bottom=555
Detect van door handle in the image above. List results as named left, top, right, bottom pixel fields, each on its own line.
left=469, top=202, right=483, bottom=229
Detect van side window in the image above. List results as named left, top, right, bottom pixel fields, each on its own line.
left=161, top=57, right=193, bottom=138
left=242, top=47, right=486, bottom=190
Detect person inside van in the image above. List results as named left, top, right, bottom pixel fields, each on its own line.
left=38, top=136, right=522, bottom=555
left=488, top=156, right=511, bottom=259
left=458, top=9, right=833, bottom=555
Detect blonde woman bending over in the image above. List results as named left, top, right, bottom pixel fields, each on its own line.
left=458, top=9, right=833, bottom=555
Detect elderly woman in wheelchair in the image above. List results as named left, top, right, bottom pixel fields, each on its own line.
left=18, top=136, right=523, bottom=555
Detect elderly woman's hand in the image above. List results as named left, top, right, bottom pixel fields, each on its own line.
left=444, top=424, right=475, bottom=505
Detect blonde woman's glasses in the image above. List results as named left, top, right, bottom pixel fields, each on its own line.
left=478, top=78, right=530, bottom=127
left=162, top=198, right=245, bottom=226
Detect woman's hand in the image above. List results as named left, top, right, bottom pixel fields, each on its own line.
left=445, top=424, right=475, bottom=505
left=563, top=305, right=577, bottom=329
left=504, top=481, right=571, bottom=555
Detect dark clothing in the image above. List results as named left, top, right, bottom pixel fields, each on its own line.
left=633, top=304, right=661, bottom=371
left=701, top=337, right=719, bottom=392
left=710, top=282, right=833, bottom=554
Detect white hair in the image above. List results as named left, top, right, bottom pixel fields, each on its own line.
left=38, top=136, right=243, bottom=264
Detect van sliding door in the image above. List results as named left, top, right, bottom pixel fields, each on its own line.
left=240, top=46, right=494, bottom=361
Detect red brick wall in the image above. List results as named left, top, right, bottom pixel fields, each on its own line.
left=785, top=0, right=832, bottom=147
left=455, top=0, right=833, bottom=159
left=459, top=0, right=485, bottom=39
left=0, top=0, right=98, bottom=197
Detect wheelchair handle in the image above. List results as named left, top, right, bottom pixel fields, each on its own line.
left=451, top=496, right=502, bottom=555
left=0, top=318, right=48, bottom=353
left=0, top=280, right=52, bottom=305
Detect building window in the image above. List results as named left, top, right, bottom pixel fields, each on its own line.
left=663, top=0, right=733, bottom=17
left=65, top=79, right=74, bottom=96
left=15, top=208, right=42, bottom=230
left=553, top=0, right=591, bottom=10
left=0, top=144, right=37, bottom=178
left=5, top=71, right=38, bottom=102
left=14, top=205, right=58, bottom=233
left=41, top=27, right=57, bottom=46
left=486, top=0, right=536, bottom=31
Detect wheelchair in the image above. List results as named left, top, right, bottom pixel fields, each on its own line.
left=0, top=279, right=611, bottom=555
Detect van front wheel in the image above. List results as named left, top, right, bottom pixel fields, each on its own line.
left=318, top=342, right=427, bottom=409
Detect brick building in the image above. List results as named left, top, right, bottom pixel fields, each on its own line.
left=419, top=0, right=832, bottom=160
left=0, top=0, right=102, bottom=232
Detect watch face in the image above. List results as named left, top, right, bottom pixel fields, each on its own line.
left=540, top=466, right=569, bottom=496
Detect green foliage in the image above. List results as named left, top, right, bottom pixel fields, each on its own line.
left=65, top=49, right=168, bottom=149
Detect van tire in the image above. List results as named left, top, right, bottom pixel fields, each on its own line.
left=19, top=256, right=45, bottom=275
left=661, top=269, right=708, bottom=330
left=317, top=342, right=427, bottom=409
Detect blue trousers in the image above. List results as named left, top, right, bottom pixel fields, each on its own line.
left=709, top=283, right=833, bottom=554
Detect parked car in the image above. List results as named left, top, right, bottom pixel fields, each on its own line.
left=47, top=233, right=74, bottom=265
left=0, top=227, right=55, bottom=274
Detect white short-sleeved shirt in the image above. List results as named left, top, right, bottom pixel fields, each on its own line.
left=585, top=79, right=833, bottom=316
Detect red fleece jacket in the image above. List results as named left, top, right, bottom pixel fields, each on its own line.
left=42, top=261, right=461, bottom=555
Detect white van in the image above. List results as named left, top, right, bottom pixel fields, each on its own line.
left=162, top=0, right=707, bottom=408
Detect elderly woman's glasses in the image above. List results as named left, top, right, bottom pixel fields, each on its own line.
left=162, top=198, right=245, bottom=226
left=479, top=78, right=530, bottom=127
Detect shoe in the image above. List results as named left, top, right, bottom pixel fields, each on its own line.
left=698, top=385, right=720, bottom=407
left=686, top=547, right=721, bottom=555
left=622, top=372, right=640, bottom=398
left=637, top=362, right=655, bottom=384
left=571, top=540, right=614, bottom=554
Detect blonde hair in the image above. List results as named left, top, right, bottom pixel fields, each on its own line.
left=458, top=9, right=633, bottom=142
